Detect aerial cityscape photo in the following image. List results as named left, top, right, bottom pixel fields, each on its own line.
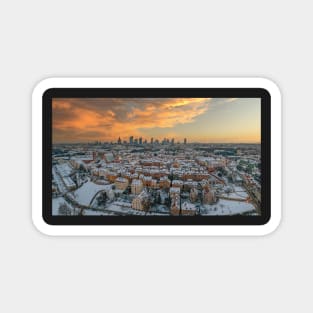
left=52, top=97, right=261, bottom=216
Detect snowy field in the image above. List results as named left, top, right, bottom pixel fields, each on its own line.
left=73, top=180, right=112, bottom=206
left=200, top=199, right=256, bottom=215
left=219, top=184, right=249, bottom=200
left=220, top=191, right=248, bottom=200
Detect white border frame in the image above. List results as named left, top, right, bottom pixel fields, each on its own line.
left=32, top=77, right=281, bottom=236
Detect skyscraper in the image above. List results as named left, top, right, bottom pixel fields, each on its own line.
left=151, top=137, right=154, bottom=144
left=184, top=138, right=187, bottom=144
left=139, top=137, right=142, bottom=145
left=129, top=136, right=133, bottom=144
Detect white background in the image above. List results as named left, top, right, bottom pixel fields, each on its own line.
left=0, top=0, right=311, bottom=312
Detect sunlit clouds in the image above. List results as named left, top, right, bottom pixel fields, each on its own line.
left=52, top=98, right=261, bottom=143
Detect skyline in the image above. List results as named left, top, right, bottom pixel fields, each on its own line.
left=52, top=98, right=261, bottom=144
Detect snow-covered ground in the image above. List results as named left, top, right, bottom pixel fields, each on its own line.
left=200, top=199, right=256, bottom=215
left=219, top=184, right=249, bottom=200
left=107, top=201, right=144, bottom=215
left=150, top=204, right=170, bottom=214
left=52, top=196, right=78, bottom=215
left=220, top=191, right=248, bottom=200
left=73, top=180, right=112, bottom=206
left=83, top=209, right=116, bottom=216
left=83, top=200, right=145, bottom=216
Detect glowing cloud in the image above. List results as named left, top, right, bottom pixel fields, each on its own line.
left=52, top=98, right=211, bottom=143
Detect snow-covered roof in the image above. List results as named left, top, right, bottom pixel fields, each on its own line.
left=131, top=179, right=143, bottom=186
left=55, top=163, right=72, bottom=177
left=74, top=181, right=112, bottom=206
left=115, top=177, right=128, bottom=183
left=182, top=202, right=196, bottom=211
left=170, top=187, right=180, bottom=194
left=172, top=180, right=183, bottom=185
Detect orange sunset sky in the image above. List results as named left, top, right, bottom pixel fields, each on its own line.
left=52, top=98, right=261, bottom=144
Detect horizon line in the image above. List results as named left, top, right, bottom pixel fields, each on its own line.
left=53, top=141, right=261, bottom=145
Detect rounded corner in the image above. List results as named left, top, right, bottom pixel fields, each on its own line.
left=31, top=214, right=55, bottom=237
left=32, top=77, right=59, bottom=101
left=259, top=212, right=282, bottom=236
left=256, top=77, right=282, bottom=99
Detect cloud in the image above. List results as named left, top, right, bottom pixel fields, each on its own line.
left=52, top=98, right=211, bottom=142
left=224, top=98, right=237, bottom=103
